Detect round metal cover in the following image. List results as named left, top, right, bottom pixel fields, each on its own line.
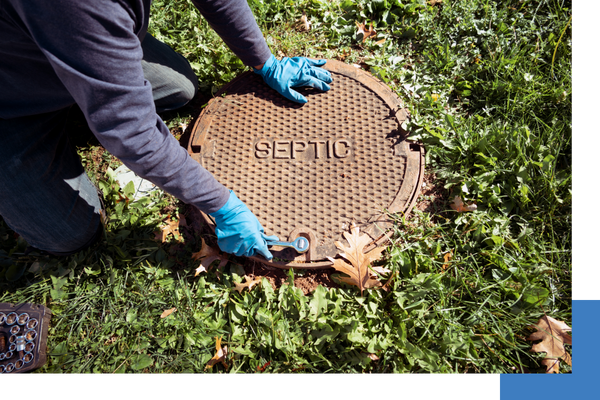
left=188, top=60, right=424, bottom=268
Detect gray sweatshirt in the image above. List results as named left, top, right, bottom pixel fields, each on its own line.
left=0, top=0, right=272, bottom=213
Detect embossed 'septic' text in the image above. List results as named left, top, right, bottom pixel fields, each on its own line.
left=254, top=138, right=353, bottom=160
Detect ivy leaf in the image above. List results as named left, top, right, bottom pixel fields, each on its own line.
left=326, top=223, right=385, bottom=295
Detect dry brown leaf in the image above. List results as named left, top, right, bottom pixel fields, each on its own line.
left=355, top=20, right=376, bottom=42
left=375, top=38, right=386, bottom=45
left=160, top=307, right=177, bottom=318
left=326, top=223, right=385, bottom=295
left=371, top=266, right=392, bottom=275
left=298, top=11, right=311, bottom=31
left=154, top=219, right=180, bottom=242
left=196, top=264, right=208, bottom=275
left=256, top=361, right=271, bottom=372
left=442, top=250, right=453, bottom=271
left=191, top=238, right=229, bottom=276
left=527, top=316, right=572, bottom=373
left=205, top=336, right=228, bottom=370
left=234, top=276, right=262, bottom=294
left=450, top=195, right=477, bottom=212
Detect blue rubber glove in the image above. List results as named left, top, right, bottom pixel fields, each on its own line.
left=253, top=54, right=333, bottom=104
left=209, top=191, right=278, bottom=260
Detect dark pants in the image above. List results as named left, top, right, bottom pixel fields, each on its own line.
left=0, top=34, right=198, bottom=254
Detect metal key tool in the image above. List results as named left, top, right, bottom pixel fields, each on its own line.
left=265, top=237, right=309, bottom=253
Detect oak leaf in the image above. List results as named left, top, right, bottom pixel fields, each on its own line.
left=326, top=223, right=385, bottom=295
left=205, top=336, right=228, bottom=370
left=298, top=11, right=311, bottom=31
left=450, top=195, right=477, bottom=212
left=233, top=276, right=262, bottom=294
left=191, top=238, right=229, bottom=276
left=527, top=316, right=572, bottom=373
left=355, top=20, right=376, bottom=42
left=160, top=307, right=177, bottom=318
left=154, top=218, right=181, bottom=242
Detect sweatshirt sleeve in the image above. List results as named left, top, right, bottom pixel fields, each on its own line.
left=190, top=0, right=272, bottom=67
left=11, top=0, right=230, bottom=214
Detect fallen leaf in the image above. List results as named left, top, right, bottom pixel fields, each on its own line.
left=442, top=250, right=453, bottom=271
left=154, top=219, right=181, bottom=242
left=326, top=223, right=385, bottom=295
left=375, top=38, right=386, bottom=45
left=191, top=238, right=229, bottom=276
left=337, top=48, right=350, bottom=61
left=196, top=264, right=208, bottom=275
left=371, top=266, right=392, bottom=275
left=355, top=20, right=376, bottom=42
left=160, top=307, right=177, bottom=318
left=205, top=337, right=228, bottom=370
left=257, top=361, right=271, bottom=372
left=527, top=316, right=572, bottom=373
left=234, top=276, right=262, bottom=294
left=450, top=195, right=477, bottom=212
left=298, top=11, right=311, bottom=31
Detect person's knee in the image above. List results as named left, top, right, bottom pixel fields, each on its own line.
left=141, top=34, right=199, bottom=112
left=172, top=75, right=198, bottom=107
left=44, top=217, right=103, bottom=256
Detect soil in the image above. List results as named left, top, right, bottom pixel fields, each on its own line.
left=414, top=172, right=448, bottom=218
left=244, top=260, right=340, bottom=295
left=181, top=202, right=341, bottom=295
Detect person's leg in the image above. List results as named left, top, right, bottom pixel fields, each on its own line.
left=0, top=36, right=195, bottom=254
left=141, top=33, right=199, bottom=112
left=0, top=108, right=103, bottom=255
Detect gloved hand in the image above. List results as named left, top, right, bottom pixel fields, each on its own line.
left=209, top=190, right=278, bottom=260
left=253, top=54, right=332, bottom=104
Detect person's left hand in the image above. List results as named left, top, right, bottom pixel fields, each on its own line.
left=253, top=54, right=332, bottom=104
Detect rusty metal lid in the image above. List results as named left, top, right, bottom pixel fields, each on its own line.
left=188, top=60, right=424, bottom=268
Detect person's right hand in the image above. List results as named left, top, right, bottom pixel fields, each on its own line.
left=209, top=190, right=278, bottom=260
left=253, top=54, right=332, bottom=104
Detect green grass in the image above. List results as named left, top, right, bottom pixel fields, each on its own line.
left=0, top=0, right=571, bottom=373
